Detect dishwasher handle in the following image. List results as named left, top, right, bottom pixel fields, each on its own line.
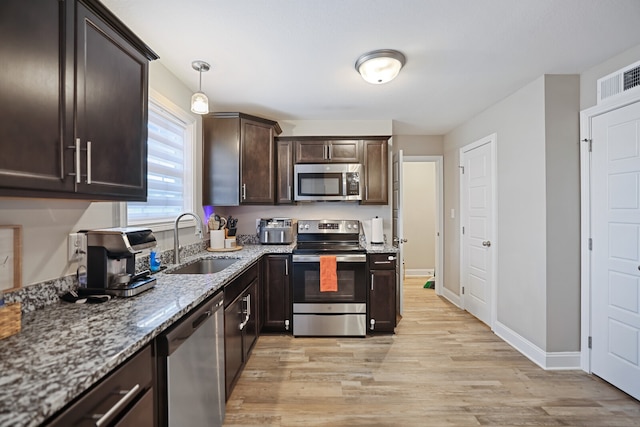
left=239, top=294, right=251, bottom=331
left=160, top=291, right=224, bottom=356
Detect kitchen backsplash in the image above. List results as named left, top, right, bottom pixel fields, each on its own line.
left=5, top=238, right=215, bottom=314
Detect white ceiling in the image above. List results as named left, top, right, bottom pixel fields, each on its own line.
left=102, top=0, right=640, bottom=135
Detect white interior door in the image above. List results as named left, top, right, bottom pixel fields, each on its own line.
left=392, top=150, right=405, bottom=315
left=460, top=135, right=495, bottom=327
left=591, top=101, right=640, bottom=400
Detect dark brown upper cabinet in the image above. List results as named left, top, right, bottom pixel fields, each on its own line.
left=276, top=140, right=295, bottom=204
left=0, top=0, right=158, bottom=201
left=362, top=138, right=389, bottom=205
left=203, top=113, right=282, bottom=206
left=294, top=138, right=362, bottom=163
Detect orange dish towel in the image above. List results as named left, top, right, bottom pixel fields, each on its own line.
left=320, top=255, right=338, bottom=292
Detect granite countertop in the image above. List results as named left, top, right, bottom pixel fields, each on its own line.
left=0, top=244, right=292, bottom=427
left=0, top=242, right=395, bottom=426
left=363, top=243, right=398, bottom=253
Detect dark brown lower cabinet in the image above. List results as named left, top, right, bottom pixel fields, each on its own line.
left=368, top=254, right=397, bottom=333
left=47, top=345, right=154, bottom=426
left=262, top=255, right=291, bottom=333
left=224, top=262, right=259, bottom=399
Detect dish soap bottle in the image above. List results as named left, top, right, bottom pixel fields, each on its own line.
left=150, top=249, right=161, bottom=272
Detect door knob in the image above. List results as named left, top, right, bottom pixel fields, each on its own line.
left=482, top=241, right=491, bottom=247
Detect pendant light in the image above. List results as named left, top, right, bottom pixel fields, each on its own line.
left=355, top=49, right=406, bottom=84
left=190, top=60, right=210, bottom=114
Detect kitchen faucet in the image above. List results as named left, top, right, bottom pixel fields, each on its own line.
left=173, top=212, right=204, bottom=264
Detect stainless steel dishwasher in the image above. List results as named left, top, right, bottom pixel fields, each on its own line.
left=157, top=291, right=225, bottom=427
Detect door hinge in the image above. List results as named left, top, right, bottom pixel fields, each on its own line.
left=462, top=286, right=465, bottom=295
left=588, top=238, right=592, bottom=251
left=588, top=336, right=592, bottom=349
left=582, top=138, right=592, bottom=152
left=462, top=226, right=465, bottom=235
left=458, top=165, right=465, bottom=174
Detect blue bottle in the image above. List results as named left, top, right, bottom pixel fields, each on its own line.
left=150, top=250, right=161, bottom=272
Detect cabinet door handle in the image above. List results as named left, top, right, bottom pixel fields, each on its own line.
left=328, top=144, right=332, bottom=160
left=365, top=185, right=368, bottom=200
left=288, top=184, right=292, bottom=201
left=86, top=140, right=92, bottom=184
left=374, top=261, right=392, bottom=265
left=285, top=259, right=289, bottom=276
left=370, top=319, right=375, bottom=331
left=371, top=273, right=374, bottom=291
left=239, top=294, right=251, bottom=330
left=91, top=383, right=141, bottom=427
left=242, top=183, right=247, bottom=200
left=75, top=138, right=81, bottom=184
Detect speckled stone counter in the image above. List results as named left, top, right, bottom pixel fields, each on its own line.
left=0, top=241, right=393, bottom=427
left=364, top=243, right=398, bottom=253
left=0, top=244, right=293, bottom=427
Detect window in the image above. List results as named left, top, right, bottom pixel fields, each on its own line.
left=127, top=93, right=195, bottom=226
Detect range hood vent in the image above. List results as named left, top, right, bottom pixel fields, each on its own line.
left=597, top=60, right=640, bottom=104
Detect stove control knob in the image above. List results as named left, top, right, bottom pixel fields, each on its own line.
left=353, top=223, right=358, bottom=230
left=304, top=224, right=310, bottom=230
left=347, top=224, right=352, bottom=229
left=298, top=223, right=304, bottom=231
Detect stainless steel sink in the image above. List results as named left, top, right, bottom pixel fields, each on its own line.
left=167, top=258, right=238, bottom=274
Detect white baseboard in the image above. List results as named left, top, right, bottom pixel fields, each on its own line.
left=405, top=269, right=434, bottom=277
left=493, top=321, right=581, bottom=370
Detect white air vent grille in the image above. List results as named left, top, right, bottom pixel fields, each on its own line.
left=624, top=66, right=640, bottom=91
left=597, top=60, right=640, bottom=104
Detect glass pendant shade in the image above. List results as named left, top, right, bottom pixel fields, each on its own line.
left=190, top=60, right=211, bottom=115
left=355, top=49, right=406, bottom=84
left=191, top=91, right=209, bottom=114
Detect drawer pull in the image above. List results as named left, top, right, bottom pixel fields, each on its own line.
left=91, top=383, right=141, bottom=427
left=374, top=261, right=392, bottom=264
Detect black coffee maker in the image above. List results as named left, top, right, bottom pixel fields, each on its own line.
left=85, top=227, right=157, bottom=297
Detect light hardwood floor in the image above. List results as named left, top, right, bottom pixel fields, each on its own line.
left=224, top=277, right=640, bottom=426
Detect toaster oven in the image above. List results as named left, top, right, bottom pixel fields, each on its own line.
left=258, top=218, right=294, bottom=244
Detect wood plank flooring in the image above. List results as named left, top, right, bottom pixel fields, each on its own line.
left=224, top=277, right=640, bottom=426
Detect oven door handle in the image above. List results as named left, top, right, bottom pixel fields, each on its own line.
left=292, top=254, right=367, bottom=263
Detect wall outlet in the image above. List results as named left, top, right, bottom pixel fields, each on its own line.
left=68, top=233, right=87, bottom=263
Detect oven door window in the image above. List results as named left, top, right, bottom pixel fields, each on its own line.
left=298, top=173, right=343, bottom=196
left=292, top=262, right=366, bottom=303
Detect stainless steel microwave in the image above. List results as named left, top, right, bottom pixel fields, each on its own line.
left=294, top=163, right=362, bottom=201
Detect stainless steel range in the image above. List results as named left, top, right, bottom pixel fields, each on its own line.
left=292, top=219, right=367, bottom=337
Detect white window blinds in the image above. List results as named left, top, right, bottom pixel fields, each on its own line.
left=128, top=100, right=193, bottom=224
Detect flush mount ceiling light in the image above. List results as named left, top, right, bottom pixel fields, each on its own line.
left=355, top=49, right=406, bottom=84
left=190, top=60, right=210, bottom=115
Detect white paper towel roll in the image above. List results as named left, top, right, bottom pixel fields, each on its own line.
left=210, top=230, right=225, bottom=249
left=371, top=217, right=384, bottom=244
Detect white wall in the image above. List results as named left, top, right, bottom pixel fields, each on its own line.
left=0, top=61, right=201, bottom=287
left=445, top=75, right=548, bottom=349
left=394, top=135, right=443, bottom=156
left=402, top=162, right=436, bottom=273
left=217, top=120, right=394, bottom=242
left=544, top=76, right=580, bottom=352
left=443, top=75, right=580, bottom=353
left=580, top=44, right=640, bottom=110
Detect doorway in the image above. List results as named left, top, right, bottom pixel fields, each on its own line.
left=402, top=156, right=442, bottom=292
left=401, top=157, right=443, bottom=294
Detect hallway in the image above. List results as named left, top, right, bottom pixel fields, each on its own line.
left=223, top=277, right=640, bottom=426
